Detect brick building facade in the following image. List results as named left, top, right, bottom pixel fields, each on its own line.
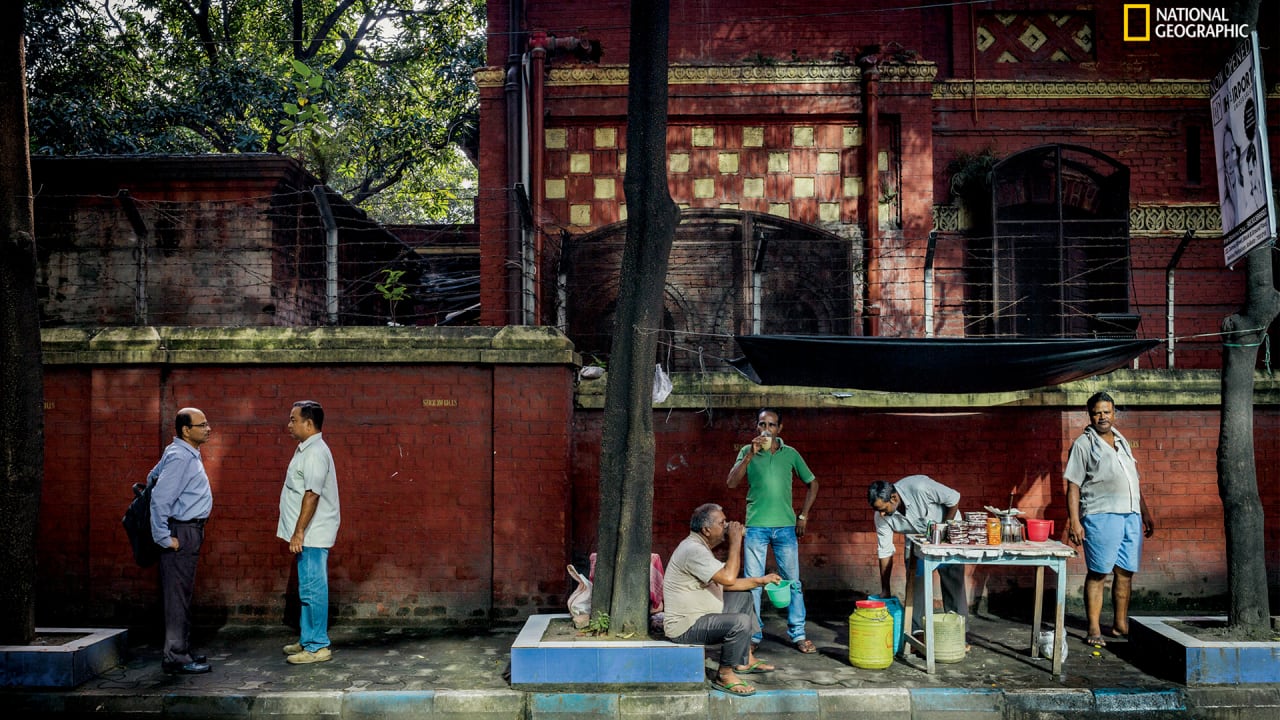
left=31, top=3, right=1280, bottom=628
left=477, top=1, right=1277, bottom=366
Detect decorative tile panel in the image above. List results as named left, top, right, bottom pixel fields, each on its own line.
left=545, top=129, right=567, bottom=149
left=976, top=11, right=1095, bottom=65
left=593, top=128, right=616, bottom=148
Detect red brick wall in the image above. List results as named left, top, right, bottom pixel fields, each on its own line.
left=38, top=363, right=573, bottom=627
left=492, top=366, right=575, bottom=618
left=37, top=361, right=1280, bottom=624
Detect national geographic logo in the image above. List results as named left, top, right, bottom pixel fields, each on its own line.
left=1124, top=5, right=1248, bottom=41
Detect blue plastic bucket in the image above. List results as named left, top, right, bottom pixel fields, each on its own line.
left=867, top=594, right=904, bottom=655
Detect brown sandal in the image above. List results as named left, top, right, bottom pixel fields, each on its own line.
left=795, top=638, right=816, bottom=654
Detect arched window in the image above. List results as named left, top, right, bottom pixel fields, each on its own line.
left=981, top=144, right=1133, bottom=338
left=560, top=210, right=855, bottom=372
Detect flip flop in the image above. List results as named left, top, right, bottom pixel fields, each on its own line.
left=1085, top=635, right=1108, bottom=647
left=795, top=638, right=817, bottom=654
left=734, top=660, right=775, bottom=674
left=1109, top=628, right=1129, bottom=639
left=711, top=679, right=756, bottom=696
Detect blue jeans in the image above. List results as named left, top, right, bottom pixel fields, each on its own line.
left=297, top=547, right=330, bottom=652
left=743, top=526, right=806, bottom=644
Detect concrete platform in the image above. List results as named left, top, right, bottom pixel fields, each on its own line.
left=1131, top=615, right=1280, bottom=685
left=510, top=614, right=705, bottom=686
left=0, top=627, right=128, bottom=688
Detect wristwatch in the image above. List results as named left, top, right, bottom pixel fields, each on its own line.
left=797, top=514, right=807, bottom=520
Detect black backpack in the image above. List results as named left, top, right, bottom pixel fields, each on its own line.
left=122, top=466, right=162, bottom=567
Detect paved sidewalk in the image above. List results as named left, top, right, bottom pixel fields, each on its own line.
left=4, top=602, right=1279, bottom=719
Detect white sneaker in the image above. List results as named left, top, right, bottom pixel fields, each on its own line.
left=286, top=647, right=332, bottom=664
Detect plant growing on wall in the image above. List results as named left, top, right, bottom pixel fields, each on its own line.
left=375, top=268, right=409, bottom=326
left=946, top=149, right=998, bottom=231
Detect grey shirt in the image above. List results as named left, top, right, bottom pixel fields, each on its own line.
left=874, top=474, right=961, bottom=559
left=1064, top=426, right=1141, bottom=516
left=662, top=533, right=725, bottom=638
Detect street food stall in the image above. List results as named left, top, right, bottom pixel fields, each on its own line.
left=901, top=512, right=1076, bottom=674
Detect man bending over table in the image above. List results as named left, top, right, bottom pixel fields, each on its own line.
left=868, top=475, right=968, bottom=632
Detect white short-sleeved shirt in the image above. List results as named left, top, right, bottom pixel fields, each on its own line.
left=277, top=433, right=341, bottom=548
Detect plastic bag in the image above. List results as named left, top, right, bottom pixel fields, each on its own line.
left=567, top=565, right=592, bottom=629
left=652, top=363, right=672, bottom=404
left=589, top=552, right=665, bottom=613
left=1038, top=630, right=1068, bottom=661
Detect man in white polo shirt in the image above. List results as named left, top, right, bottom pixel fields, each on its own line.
left=278, top=400, right=341, bottom=664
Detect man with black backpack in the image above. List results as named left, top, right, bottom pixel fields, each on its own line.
left=149, top=407, right=214, bottom=675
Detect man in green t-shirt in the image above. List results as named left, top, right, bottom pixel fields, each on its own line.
left=727, top=408, right=819, bottom=653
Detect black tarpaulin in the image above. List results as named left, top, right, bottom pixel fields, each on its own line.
left=731, top=335, right=1161, bottom=393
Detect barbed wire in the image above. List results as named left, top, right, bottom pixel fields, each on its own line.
left=33, top=188, right=1240, bottom=373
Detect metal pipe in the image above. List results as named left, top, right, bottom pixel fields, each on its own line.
left=117, top=190, right=149, bottom=325
left=861, top=60, right=881, bottom=336
left=311, top=186, right=339, bottom=325
left=503, top=0, right=525, bottom=325
left=528, top=36, right=547, bottom=324
left=1166, top=229, right=1195, bottom=368
left=924, top=231, right=937, bottom=337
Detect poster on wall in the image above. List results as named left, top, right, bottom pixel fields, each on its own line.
left=1211, top=31, right=1276, bottom=267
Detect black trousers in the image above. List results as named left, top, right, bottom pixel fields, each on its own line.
left=670, top=590, right=757, bottom=669
left=158, top=520, right=205, bottom=664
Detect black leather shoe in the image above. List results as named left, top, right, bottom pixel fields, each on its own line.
left=162, top=660, right=212, bottom=674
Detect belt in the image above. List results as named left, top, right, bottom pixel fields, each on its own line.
left=170, top=517, right=208, bottom=527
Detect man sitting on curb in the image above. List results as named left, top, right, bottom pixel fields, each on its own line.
left=663, top=503, right=782, bottom=696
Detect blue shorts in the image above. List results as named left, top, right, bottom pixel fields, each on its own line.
left=1082, top=512, right=1143, bottom=574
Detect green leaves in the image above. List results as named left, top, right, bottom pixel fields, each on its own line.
left=375, top=269, right=410, bottom=324
left=26, top=0, right=483, bottom=223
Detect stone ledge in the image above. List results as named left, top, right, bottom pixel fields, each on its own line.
left=41, top=326, right=580, bottom=367
left=0, top=628, right=127, bottom=689
left=576, top=368, right=1280, bottom=409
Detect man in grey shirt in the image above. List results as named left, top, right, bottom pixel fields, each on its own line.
left=1066, top=391, right=1154, bottom=647
left=868, top=475, right=966, bottom=632
left=663, top=503, right=780, bottom=697
left=278, top=400, right=341, bottom=664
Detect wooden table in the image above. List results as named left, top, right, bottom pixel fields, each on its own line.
left=901, top=535, right=1076, bottom=675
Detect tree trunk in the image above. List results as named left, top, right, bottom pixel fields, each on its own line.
left=1215, top=0, right=1270, bottom=638
left=1218, top=243, right=1278, bottom=637
left=0, top=1, right=45, bottom=645
left=593, top=0, right=680, bottom=638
